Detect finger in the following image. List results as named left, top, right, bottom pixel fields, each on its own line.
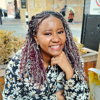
left=51, top=57, right=61, bottom=66
left=51, top=56, right=61, bottom=61
left=51, top=58, right=57, bottom=66
left=52, top=51, right=63, bottom=59
left=51, top=57, right=56, bottom=60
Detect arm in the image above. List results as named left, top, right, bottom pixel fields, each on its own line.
left=63, top=70, right=89, bottom=100
left=51, top=51, right=89, bottom=99
left=3, top=60, right=57, bottom=100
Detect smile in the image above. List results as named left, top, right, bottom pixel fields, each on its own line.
left=50, top=45, right=61, bottom=50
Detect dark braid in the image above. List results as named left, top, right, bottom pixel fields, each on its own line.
left=20, top=11, right=84, bottom=88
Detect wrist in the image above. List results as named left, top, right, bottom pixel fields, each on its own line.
left=65, top=69, right=73, bottom=80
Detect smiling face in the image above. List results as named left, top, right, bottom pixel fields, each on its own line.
left=34, top=16, right=66, bottom=59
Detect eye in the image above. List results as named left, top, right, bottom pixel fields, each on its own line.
left=44, top=33, right=51, bottom=35
left=58, top=31, right=64, bottom=34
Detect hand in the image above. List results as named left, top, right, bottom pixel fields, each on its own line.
left=55, top=90, right=65, bottom=100
left=51, top=51, right=73, bottom=80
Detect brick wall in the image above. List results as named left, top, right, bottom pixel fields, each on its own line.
left=8, top=3, right=14, bottom=15
left=4, top=0, right=20, bottom=16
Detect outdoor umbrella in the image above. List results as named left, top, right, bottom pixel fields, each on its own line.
left=68, top=7, right=75, bottom=13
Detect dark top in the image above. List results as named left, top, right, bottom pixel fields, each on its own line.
left=0, top=8, right=2, bottom=16
left=3, top=49, right=89, bottom=100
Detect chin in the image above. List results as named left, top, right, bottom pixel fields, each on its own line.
left=50, top=51, right=62, bottom=57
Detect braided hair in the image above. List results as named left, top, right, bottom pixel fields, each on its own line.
left=20, top=11, right=84, bottom=87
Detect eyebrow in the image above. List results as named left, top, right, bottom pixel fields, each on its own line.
left=43, top=28, right=64, bottom=32
left=57, top=28, right=64, bottom=30
left=44, top=29, right=52, bottom=32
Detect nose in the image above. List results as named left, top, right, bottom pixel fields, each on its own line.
left=52, top=33, right=60, bottom=42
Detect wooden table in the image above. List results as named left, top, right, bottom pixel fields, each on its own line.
left=0, top=65, right=7, bottom=100
left=81, top=48, right=98, bottom=82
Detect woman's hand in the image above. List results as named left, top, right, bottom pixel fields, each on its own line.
left=51, top=51, right=73, bottom=80
left=55, top=90, right=65, bottom=100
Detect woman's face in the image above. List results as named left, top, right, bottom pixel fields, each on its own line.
left=34, top=16, right=66, bottom=58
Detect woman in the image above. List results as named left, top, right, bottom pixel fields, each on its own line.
left=68, top=10, right=74, bottom=23
left=3, top=11, right=89, bottom=100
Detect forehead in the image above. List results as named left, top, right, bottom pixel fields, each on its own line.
left=38, top=16, right=63, bottom=28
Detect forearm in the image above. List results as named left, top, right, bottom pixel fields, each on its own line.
left=65, top=68, right=73, bottom=80
left=65, top=63, right=73, bottom=80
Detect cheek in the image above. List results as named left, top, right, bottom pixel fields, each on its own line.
left=61, top=36, right=66, bottom=49
left=61, top=34, right=66, bottom=44
left=38, top=36, right=51, bottom=47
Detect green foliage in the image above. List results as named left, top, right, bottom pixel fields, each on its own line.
left=0, top=30, right=25, bottom=64
left=73, top=36, right=87, bottom=55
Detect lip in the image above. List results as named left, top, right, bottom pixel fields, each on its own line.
left=50, top=44, right=61, bottom=50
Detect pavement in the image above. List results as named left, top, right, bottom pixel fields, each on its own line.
left=1, top=16, right=82, bottom=31
left=68, top=22, right=82, bottom=30
left=1, top=17, right=28, bottom=39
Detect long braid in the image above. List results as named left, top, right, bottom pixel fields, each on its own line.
left=20, top=11, right=84, bottom=88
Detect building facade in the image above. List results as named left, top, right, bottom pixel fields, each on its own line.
left=0, top=0, right=85, bottom=22
left=19, top=0, right=67, bottom=22
left=0, top=0, right=20, bottom=17
left=19, top=0, right=84, bottom=23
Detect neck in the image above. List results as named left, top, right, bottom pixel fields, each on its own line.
left=41, top=51, right=51, bottom=69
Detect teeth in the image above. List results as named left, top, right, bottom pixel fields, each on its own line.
left=51, top=45, right=60, bottom=48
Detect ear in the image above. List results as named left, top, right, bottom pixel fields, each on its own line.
left=33, top=35, right=39, bottom=44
